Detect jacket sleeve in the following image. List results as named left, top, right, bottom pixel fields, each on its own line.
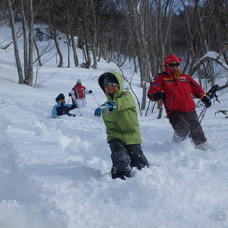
left=51, top=105, right=58, bottom=118
left=84, top=88, right=89, bottom=94
left=114, top=91, right=135, bottom=111
left=64, top=103, right=76, bottom=110
left=69, top=89, right=75, bottom=96
left=188, top=76, right=206, bottom=99
left=147, top=75, right=163, bottom=100
left=70, top=103, right=76, bottom=110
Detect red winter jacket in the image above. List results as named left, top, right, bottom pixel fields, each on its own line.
left=147, top=71, right=206, bottom=115
left=72, top=84, right=86, bottom=99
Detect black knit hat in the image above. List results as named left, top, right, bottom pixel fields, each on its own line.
left=103, top=73, right=119, bottom=87
left=55, top=93, right=65, bottom=102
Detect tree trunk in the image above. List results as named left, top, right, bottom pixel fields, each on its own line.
left=67, top=33, right=70, bottom=68
left=84, top=39, right=91, bottom=68
left=20, top=0, right=28, bottom=83
left=52, top=28, right=63, bottom=67
left=71, top=32, right=79, bottom=67
left=141, top=82, right=147, bottom=111
left=92, top=46, right=97, bottom=69
left=8, top=0, right=24, bottom=84
left=27, top=0, right=34, bottom=86
left=33, top=38, right=42, bottom=66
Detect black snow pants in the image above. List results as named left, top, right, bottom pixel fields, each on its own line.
left=168, top=110, right=207, bottom=146
left=56, top=103, right=76, bottom=117
left=109, top=139, right=149, bottom=179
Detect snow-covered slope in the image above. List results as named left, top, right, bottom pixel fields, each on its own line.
left=0, top=25, right=228, bottom=228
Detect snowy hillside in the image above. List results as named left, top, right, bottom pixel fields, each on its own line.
left=0, top=25, right=228, bottom=228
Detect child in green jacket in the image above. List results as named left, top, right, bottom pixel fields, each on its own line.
left=94, top=71, right=149, bottom=180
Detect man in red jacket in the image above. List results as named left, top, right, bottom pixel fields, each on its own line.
left=147, top=54, right=211, bottom=149
left=69, top=79, right=92, bottom=108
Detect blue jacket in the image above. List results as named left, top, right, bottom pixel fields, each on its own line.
left=52, top=102, right=76, bottom=118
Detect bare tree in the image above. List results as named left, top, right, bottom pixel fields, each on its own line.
left=20, top=0, right=28, bottom=82
left=4, top=0, right=228, bottom=90
left=26, top=0, right=34, bottom=86
left=70, top=32, right=79, bottom=67
left=124, top=0, right=152, bottom=110
left=8, top=0, right=24, bottom=84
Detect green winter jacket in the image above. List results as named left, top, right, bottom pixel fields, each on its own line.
left=98, top=71, right=142, bottom=145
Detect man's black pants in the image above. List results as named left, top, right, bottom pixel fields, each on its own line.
left=168, top=111, right=207, bottom=146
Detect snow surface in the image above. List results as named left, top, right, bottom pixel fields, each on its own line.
left=0, top=25, right=228, bottom=228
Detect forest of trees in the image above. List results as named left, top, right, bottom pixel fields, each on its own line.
left=0, top=0, right=228, bottom=109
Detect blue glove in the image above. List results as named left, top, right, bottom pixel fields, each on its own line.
left=94, top=107, right=103, bottom=117
left=105, top=101, right=116, bottom=111
left=94, top=101, right=116, bottom=117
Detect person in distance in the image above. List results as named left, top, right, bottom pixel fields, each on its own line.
left=68, top=79, right=92, bottom=108
left=52, top=93, right=76, bottom=118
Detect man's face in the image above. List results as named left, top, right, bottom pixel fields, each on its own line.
left=104, top=84, right=119, bottom=95
left=166, top=62, right=180, bottom=74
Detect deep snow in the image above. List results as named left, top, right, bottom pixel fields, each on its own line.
left=0, top=25, right=228, bottom=228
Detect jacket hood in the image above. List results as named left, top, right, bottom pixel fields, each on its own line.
left=98, top=71, right=123, bottom=99
left=55, top=93, right=65, bottom=102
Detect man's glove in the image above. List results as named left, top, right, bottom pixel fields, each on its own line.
left=147, top=93, right=153, bottom=100
left=153, top=92, right=163, bottom=101
left=94, top=101, right=116, bottom=117
left=89, top=90, right=92, bottom=94
left=201, top=95, right=211, bottom=108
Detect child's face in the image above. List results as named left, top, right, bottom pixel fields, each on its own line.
left=104, top=85, right=119, bottom=95
left=58, top=99, right=65, bottom=103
